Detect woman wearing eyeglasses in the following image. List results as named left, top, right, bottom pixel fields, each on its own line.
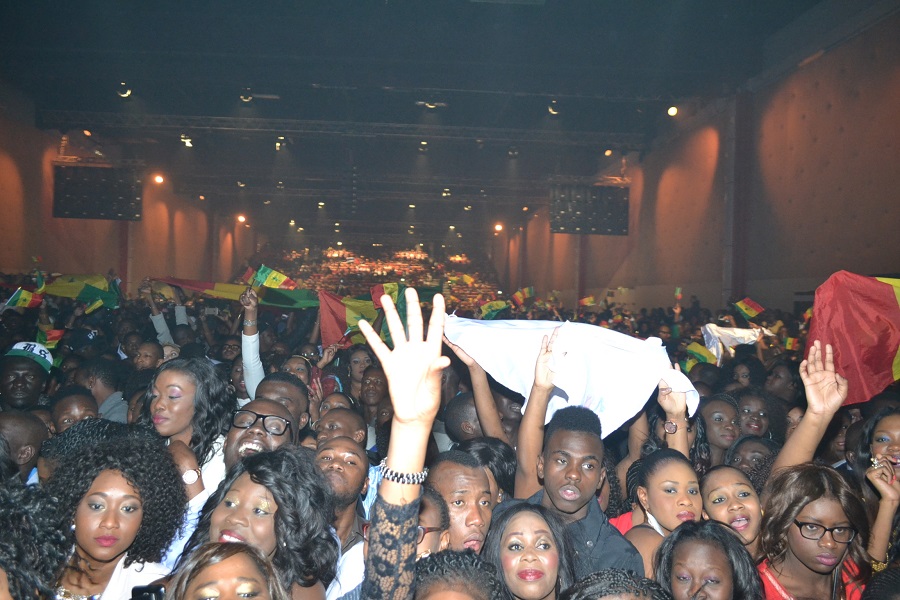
left=177, top=445, right=340, bottom=600
left=758, top=463, right=871, bottom=600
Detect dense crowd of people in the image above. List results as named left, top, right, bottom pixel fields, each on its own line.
left=1, top=270, right=899, bottom=600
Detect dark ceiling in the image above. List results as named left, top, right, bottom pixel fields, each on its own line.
left=0, top=0, right=823, bottom=251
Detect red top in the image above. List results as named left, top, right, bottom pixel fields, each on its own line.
left=758, top=559, right=865, bottom=600
left=608, top=511, right=635, bottom=536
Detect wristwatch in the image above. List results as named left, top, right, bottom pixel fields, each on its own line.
left=181, top=468, right=202, bottom=485
left=664, top=420, right=679, bottom=434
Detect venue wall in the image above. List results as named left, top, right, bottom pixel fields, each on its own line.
left=500, top=11, right=900, bottom=312
left=0, top=96, right=256, bottom=293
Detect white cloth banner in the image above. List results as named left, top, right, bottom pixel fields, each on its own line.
left=702, top=324, right=774, bottom=366
left=443, top=316, right=698, bottom=438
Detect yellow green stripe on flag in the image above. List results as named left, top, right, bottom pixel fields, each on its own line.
left=318, top=291, right=379, bottom=347
left=254, top=265, right=298, bottom=290
left=735, top=297, right=764, bottom=320
left=5, top=287, right=43, bottom=308
left=37, top=328, right=65, bottom=349
left=43, top=275, right=119, bottom=310
left=686, top=342, right=717, bottom=364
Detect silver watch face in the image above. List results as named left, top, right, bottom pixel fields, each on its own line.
left=182, top=469, right=200, bottom=485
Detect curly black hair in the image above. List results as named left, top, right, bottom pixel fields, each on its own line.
left=179, top=445, right=339, bottom=590
left=415, top=550, right=504, bottom=600
left=141, top=357, right=236, bottom=466
left=0, top=482, right=69, bottom=598
left=544, top=406, right=602, bottom=449
left=861, top=565, right=900, bottom=600
left=45, top=434, right=186, bottom=567
left=560, top=568, right=672, bottom=600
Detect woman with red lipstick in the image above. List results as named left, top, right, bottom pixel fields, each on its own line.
left=627, top=449, right=702, bottom=578
left=482, top=504, right=576, bottom=600
left=759, top=464, right=871, bottom=600
left=47, top=435, right=186, bottom=600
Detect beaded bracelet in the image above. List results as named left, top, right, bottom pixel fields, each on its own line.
left=243, top=319, right=257, bottom=327
left=379, top=459, right=428, bottom=485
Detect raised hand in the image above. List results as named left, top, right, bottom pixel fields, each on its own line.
left=867, top=454, right=900, bottom=503
left=359, top=288, right=449, bottom=426
left=239, top=287, right=259, bottom=311
left=442, top=335, right=478, bottom=369
left=533, top=328, right=559, bottom=392
left=800, top=341, right=848, bottom=418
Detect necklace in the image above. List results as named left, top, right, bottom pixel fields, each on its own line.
left=55, top=587, right=101, bottom=600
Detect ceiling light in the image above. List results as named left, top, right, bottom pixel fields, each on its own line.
left=522, top=206, right=529, bottom=212
left=442, top=188, right=451, bottom=197
left=548, top=99, right=559, bottom=115
left=508, top=146, right=519, bottom=158
left=237, top=181, right=246, bottom=188
left=449, top=225, right=455, bottom=230
left=83, top=130, right=92, bottom=137
left=604, top=149, right=613, bottom=157
left=180, top=134, right=192, bottom=148
left=153, top=174, right=164, bottom=184
left=240, top=87, right=253, bottom=103
left=297, top=227, right=304, bottom=232
left=494, top=223, right=503, bottom=232
left=337, top=241, right=343, bottom=246
left=408, top=204, right=416, bottom=209
left=117, top=82, right=132, bottom=98
left=198, top=195, right=205, bottom=201
left=237, top=215, right=247, bottom=223
left=289, top=220, right=295, bottom=226
left=464, top=205, right=472, bottom=211
left=318, top=202, right=325, bottom=208
left=263, top=199, right=271, bottom=205
left=667, top=106, right=678, bottom=117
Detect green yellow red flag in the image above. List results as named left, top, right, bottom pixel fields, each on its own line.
left=735, top=297, right=765, bottom=320
left=5, top=288, right=42, bottom=309
left=686, top=342, right=717, bottom=364
left=254, top=265, right=298, bottom=290
left=808, top=271, right=900, bottom=405
left=318, top=291, right=378, bottom=348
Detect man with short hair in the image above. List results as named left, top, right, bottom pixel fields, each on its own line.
left=316, top=408, right=367, bottom=447
left=254, top=372, right=310, bottom=430
left=75, top=358, right=127, bottom=423
left=501, top=406, right=643, bottom=578
left=425, top=450, right=493, bottom=554
left=0, top=342, right=52, bottom=411
left=133, top=341, right=164, bottom=371
left=443, top=392, right=483, bottom=444
left=223, top=399, right=296, bottom=469
left=317, top=436, right=369, bottom=600
left=0, top=410, right=50, bottom=483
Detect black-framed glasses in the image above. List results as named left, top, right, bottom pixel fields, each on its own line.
left=231, top=410, right=292, bottom=436
left=793, top=520, right=857, bottom=543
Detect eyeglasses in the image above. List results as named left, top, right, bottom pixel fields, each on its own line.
left=222, top=344, right=241, bottom=351
left=231, top=410, right=292, bottom=436
left=300, top=352, right=319, bottom=358
left=417, top=526, right=443, bottom=544
left=793, top=520, right=857, bottom=543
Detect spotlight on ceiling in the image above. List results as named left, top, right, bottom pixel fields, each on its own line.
left=237, top=214, right=247, bottom=223
left=408, top=204, right=416, bottom=209
left=240, top=87, right=253, bottom=103
left=415, top=99, right=448, bottom=110
left=289, top=220, right=295, bottom=226
left=153, top=174, right=165, bottom=184
left=83, top=130, right=92, bottom=137
left=507, top=146, right=519, bottom=159
left=318, top=202, right=325, bottom=208
left=494, top=223, right=504, bottom=232
left=180, top=134, right=193, bottom=148
left=604, top=149, right=613, bottom=157
left=418, top=140, right=429, bottom=154
left=548, top=99, right=559, bottom=116
left=275, top=136, right=286, bottom=151
left=667, top=106, right=678, bottom=117
left=116, top=82, right=132, bottom=98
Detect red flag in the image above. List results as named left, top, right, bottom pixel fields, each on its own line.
left=808, top=271, right=900, bottom=405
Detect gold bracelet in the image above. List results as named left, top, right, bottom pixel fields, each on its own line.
left=872, top=558, right=889, bottom=572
